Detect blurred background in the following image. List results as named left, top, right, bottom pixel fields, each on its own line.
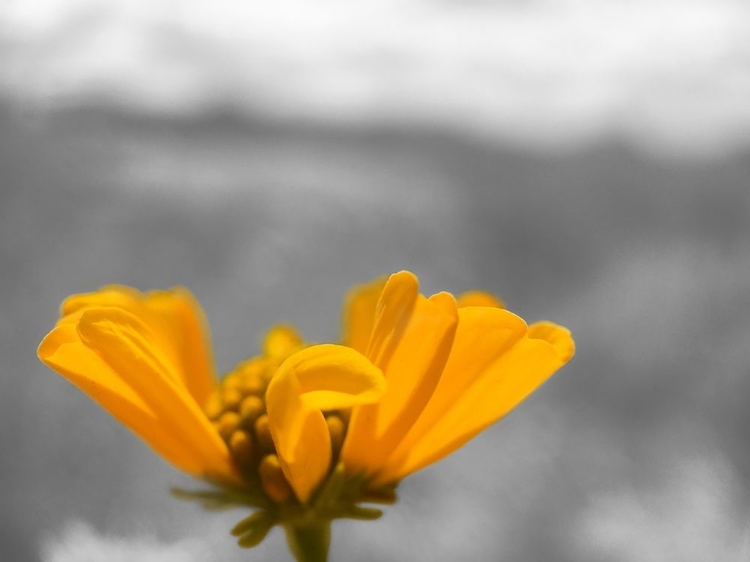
left=2, top=1, right=749, bottom=560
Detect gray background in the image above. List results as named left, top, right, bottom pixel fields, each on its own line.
left=2, top=2, right=750, bottom=561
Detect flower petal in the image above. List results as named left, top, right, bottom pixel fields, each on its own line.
left=60, top=285, right=142, bottom=316
left=528, top=321, right=575, bottom=362
left=74, top=307, right=236, bottom=481
left=364, top=271, right=419, bottom=369
left=62, top=286, right=218, bottom=406
left=342, top=285, right=458, bottom=477
left=379, top=306, right=525, bottom=478
left=143, top=288, right=219, bottom=406
left=38, top=314, right=236, bottom=482
left=377, top=315, right=574, bottom=484
left=341, top=276, right=388, bottom=355
left=266, top=344, right=385, bottom=503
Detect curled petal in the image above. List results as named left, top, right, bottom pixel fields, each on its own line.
left=38, top=307, right=237, bottom=482
left=266, top=344, right=385, bottom=503
left=38, top=323, right=200, bottom=471
left=61, top=286, right=217, bottom=406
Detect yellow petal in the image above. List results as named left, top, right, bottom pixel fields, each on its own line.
left=377, top=316, right=574, bottom=484
left=380, top=306, right=526, bottom=477
left=61, top=285, right=142, bottom=316
left=266, top=344, right=385, bottom=503
left=143, top=288, right=219, bottom=406
left=341, top=276, right=388, bottom=354
left=341, top=287, right=458, bottom=476
left=61, top=286, right=218, bottom=406
left=456, top=290, right=505, bottom=309
left=62, top=285, right=216, bottom=404
left=364, top=271, right=419, bottom=368
left=73, top=307, right=236, bottom=481
left=528, top=321, right=575, bottom=362
left=38, top=318, right=236, bottom=482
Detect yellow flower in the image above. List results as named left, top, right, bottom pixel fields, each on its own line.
left=38, top=271, right=573, bottom=557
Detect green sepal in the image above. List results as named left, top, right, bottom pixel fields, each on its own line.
left=171, top=465, right=399, bottom=557
left=234, top=512, right=275, bottom=548
left=360, top=483, right=398, bottom=505
left=231, top=511, right=275, bottom=536
left=170, top=486, right=269, bottom=510
left=343, top=505, right=383, bottom=520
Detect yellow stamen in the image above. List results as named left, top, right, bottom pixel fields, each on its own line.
left=326, top=415, right=345, bottom=457
left=229, top=429, right=254, bottom=468
left=222, top=388, right=243, bottom=411
left=259, top=454, right=293, bottom=503
left=239, top=395, right=265, bottom=425
left=241, top=376, right=264, bottom=395
left=254, top=414, right=275, bottom=452
left=203, top=392, right=223, bottom=421
left=263, top=325, right=303, bottom=360
left=216, top=411, right=240, bottom=441
left=222, top=373, right=242, bottom=391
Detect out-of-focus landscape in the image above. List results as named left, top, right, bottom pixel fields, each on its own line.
left=1, top=1, right=749, bottom=561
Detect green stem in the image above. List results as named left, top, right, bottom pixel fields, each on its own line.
left=284, top=521, right=331, bottom=562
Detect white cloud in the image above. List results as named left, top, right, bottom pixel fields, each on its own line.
left=40, top=521, right=208, bottom=562
left=2, top=0, right=750, bottom=154
left=575, top=455, right=749, bottom=561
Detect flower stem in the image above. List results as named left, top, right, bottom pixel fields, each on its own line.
left=284, top=522, right=331, bottom=562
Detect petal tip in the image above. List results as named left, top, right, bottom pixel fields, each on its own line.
left=528, top=321, right=575, bottom=363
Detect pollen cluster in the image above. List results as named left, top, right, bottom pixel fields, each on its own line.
left=203, top=351, right=347, bottom=505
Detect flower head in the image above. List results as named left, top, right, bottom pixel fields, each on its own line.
left=38, top=271, right=573, bottom=559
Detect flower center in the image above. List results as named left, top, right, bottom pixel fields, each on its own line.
left=203, top=354, right=348, bottom=505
